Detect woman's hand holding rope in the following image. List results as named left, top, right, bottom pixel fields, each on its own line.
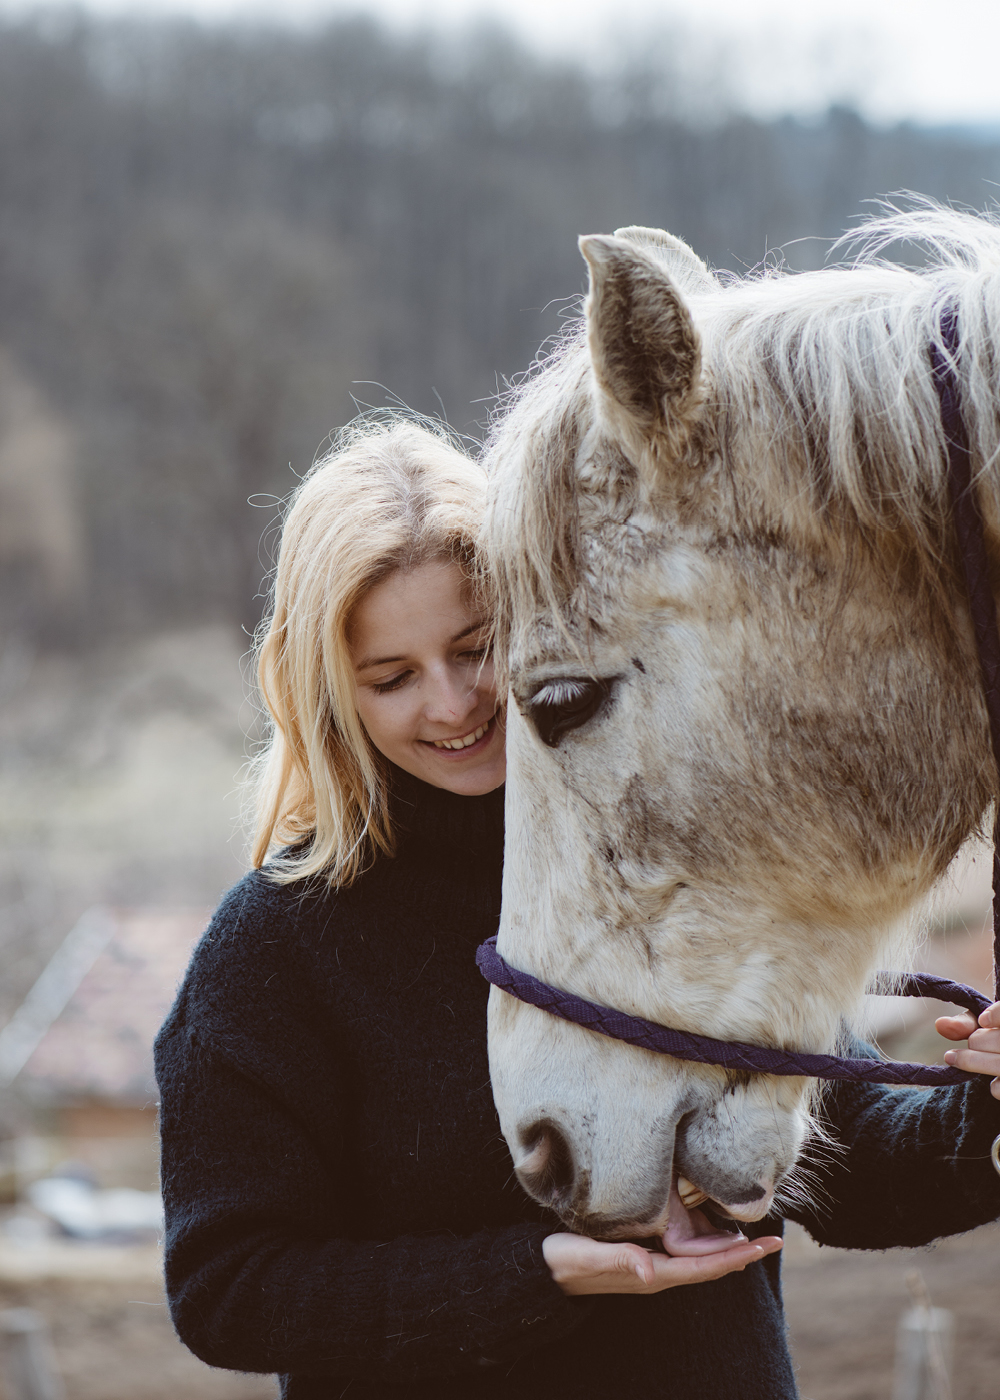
left=937, top=998, right=1000, bottom=1098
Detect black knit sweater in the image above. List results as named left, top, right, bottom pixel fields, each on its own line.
left=155, top=773, right=1000, bottom=1398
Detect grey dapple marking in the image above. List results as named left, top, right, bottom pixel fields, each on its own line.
left=482, top=205, right=999, bottom=1240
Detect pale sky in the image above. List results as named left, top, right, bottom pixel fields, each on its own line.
left=9, top=0, right=1000, bottom=126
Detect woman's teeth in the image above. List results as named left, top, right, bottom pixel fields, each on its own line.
left=432, top=718, right=490, bottom=750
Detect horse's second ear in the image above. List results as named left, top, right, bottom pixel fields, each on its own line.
left=580, top=234, right=701, bottom=441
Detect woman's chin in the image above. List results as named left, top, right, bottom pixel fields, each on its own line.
left=424, top=753, right=506, bottom=795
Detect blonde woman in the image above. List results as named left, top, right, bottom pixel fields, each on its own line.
left=155, top=418, right=1000, bottom=1400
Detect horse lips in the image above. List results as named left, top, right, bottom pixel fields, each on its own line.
left=662, top=1174, right=746, bottom=1256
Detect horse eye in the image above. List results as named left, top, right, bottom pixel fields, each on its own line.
left=526, top=678, right=613, bottom=747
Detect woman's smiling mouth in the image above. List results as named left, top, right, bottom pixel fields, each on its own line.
left=426, top=714, right=496, bottom=752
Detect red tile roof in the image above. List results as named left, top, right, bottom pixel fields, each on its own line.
left=17, top=909, right=207, bottom=1104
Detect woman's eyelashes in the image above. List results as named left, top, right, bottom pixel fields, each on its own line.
left=371, top=670, right=412, bottom=694
left=370, top=647, right=489, bottom=695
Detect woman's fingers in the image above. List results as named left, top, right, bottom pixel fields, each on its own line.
left=938, top=1006, right=1000, bottom=1098
left=943, top=1045, right=1000, bottom=1096
left=946, top=1047, right=1000, bottom=1074
left=935, top=1012, right=978, bottom=1041
left=937, top=1001, right=1000, bottom=1036
left=969, top=1026, right=1000, bottom=1052
left=978, top=1000, right=1000, bottom=1030
left=651, top=1237, right=783, bottom=1286
left=543, top=1231, right=782, bottom=1295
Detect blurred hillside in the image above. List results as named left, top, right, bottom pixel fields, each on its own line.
left=3, top=11, right=1000, bottom=645
left=4, top=9, right=1000, bottom=1029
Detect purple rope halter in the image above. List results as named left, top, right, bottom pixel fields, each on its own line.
left=477, top=308, right=998, bottom=1089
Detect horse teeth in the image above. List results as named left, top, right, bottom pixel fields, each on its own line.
left=677, top=1176, right=709, bottom=1209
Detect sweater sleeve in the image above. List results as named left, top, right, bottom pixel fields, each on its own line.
left=785, top=1049, right=1000, bottom=1250
left=155, top=1011, right=589, bottom=1383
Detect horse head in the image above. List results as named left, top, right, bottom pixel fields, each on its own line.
left=482, top=209, right=997, bottom=1241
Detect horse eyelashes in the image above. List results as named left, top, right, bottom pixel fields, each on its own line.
left=526, top=677, right=614, bottom=747
left=534, top=680, right=592, bottom=708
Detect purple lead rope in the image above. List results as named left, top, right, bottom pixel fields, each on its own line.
left=477, top=936, right=987, bottom=1086
left=478, top=311, right=1000, bottom=1091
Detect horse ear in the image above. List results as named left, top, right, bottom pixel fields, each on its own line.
left=613, top=226, right=716, bottom=296
left=579, top=234, right=702, bottom=442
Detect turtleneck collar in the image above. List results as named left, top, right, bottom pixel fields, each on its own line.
left=388, top=764, right=505, bottom=860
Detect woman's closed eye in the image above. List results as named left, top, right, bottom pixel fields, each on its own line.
left=372, top=670, right=413, bottom=694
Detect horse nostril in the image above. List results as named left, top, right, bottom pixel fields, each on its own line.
left=515, top=1120, right=575, bottom=1207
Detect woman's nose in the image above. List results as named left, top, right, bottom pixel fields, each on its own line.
left=422, top=665, right=476, bottom=722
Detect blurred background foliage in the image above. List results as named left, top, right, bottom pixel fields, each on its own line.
left=4, top=10, right=1000, bottom=644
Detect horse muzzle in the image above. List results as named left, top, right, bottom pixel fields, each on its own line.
left=511, top=1102, right=782, bottom=1242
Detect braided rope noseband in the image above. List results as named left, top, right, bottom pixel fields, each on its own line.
left=477, top=937, right=988, bottom=1085
left=478, top=309, right=1000, bottom=1117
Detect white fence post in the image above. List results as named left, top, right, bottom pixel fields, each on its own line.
left=892, top=1271, right=954, bottom=1400
left=0, top=1308, right=66, bottom=1400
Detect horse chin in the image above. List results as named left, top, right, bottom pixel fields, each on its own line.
left=538, top=1172, right=772, bottom=1251
left=710, top=1195, right=775, bottom=1224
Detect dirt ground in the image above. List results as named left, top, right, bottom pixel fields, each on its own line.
left=783, top=1219, right=1000, bottom=1400
left=0, top=1261, right=276, bottom=1399
left=0, top=1221, right=996, bottom=1399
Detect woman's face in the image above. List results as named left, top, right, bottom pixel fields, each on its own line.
left=349, top=559, right=505, bottom=794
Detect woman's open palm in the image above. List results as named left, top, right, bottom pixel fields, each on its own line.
left=542, top=1231, right=782, bottom=1295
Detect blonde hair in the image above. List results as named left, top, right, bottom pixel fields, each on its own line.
left=251, top=417, right=487, bottom=887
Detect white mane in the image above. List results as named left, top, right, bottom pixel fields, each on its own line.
left=483, top=203, right=1000, bottom=666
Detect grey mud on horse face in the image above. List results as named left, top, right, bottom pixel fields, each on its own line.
left=482, top=211, right=999, bottom=1241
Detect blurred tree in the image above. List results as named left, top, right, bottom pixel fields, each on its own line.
left=0, top=12, right=999, bottom=642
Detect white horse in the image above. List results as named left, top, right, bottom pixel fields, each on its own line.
left=481, top=204, right=999, bottom=1242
